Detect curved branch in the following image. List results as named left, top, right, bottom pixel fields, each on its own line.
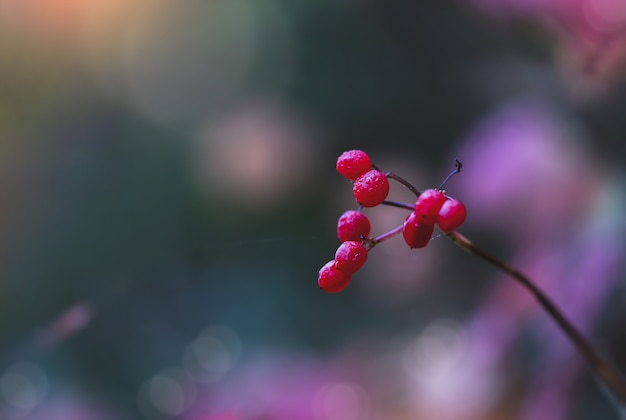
left=446, top=231, right=626, bottom=407
left=384, top=172, right=421, bottom=197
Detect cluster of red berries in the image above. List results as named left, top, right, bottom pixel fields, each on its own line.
left=335, top=149, right=390, bottom=207
left=318, top=149, right=467, bottom=293
left=403, top=188, right=466, bottom=248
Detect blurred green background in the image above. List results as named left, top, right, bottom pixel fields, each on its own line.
left=1, top=0, right=626, bottom=419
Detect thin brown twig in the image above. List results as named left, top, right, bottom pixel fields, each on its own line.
left=384, top=171, right=422, bottom=197
left=374, top=160, right=626, bottom=410
left=382, top=200, right=414, bottom=210
left=446, top=230, right=626, bottom=408
left=437, top=159, right=463, bottom=191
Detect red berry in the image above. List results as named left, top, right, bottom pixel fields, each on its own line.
left=402, top=212, right=435, bottom=248
left=318, top=260, right=352, bottom=293
left=437, top=198, right=466, bottom=232
left=334, top=241, right=368, bottom=273
left=337, top=210, right=371, bottom=242
left=336, top=150, right=372, bottom=180
left=353, top=170, right=390, bottom=207
left=414, top=189, right=447, bottom=224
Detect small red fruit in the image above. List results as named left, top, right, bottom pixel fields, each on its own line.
left=334, top=241, right=368, bottom=273
left=402, top=212, right=435, bottom=248
left=353, top=170, right=390, bottom=207
left=337, top=210, right=371, bottom=242
left=414, top=189, right=447, bottom=224
left=318, top=260, right=352, bottom=293
left=336, top=150, right=372, bottom=180
left=437, top=198, right=466, bottom=232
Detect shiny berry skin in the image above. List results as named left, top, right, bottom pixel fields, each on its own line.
left=337, top=210, right=371, bottom=242
left=336, top=150, right=372, bottom=180
left=353, top=170, right=390, bottom=207
left=402, top=212, right=435, bottom=248
left=334, top=241, right=368, bottom=273
left=437, top=199, right=466, bottom=232
left=414, top=189, right=447, bottom=224
left=318, top=260, right=352, bottom=293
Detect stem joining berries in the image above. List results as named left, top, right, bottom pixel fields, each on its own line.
left=320, top=152, right=626, bottom=416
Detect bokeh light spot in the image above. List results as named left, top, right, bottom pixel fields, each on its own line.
left=313, top=382, right=370, bottom=420
left=0, top=362, right=48, bottom=413
left=403, top=318, right=465, bottom=384
left=584, top=0, right=626, bottom=32
left=149, top=375, right=185, bottom=416
left=138, top=369, right=194, bottom=420
left=182, top=325, right=242, bottom=383
left=198, top=104, right=318, bottom=208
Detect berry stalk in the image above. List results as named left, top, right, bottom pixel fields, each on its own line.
left=382, top=200, right=414, bottom=210
left=384, top=171, right=421, bottom=197
left=367, top=224, right=404, bottom=247
left=326, top=149, right=626, bottom=411
left=446, top=230, right=626, bottom=408
left=437, top=158, right=463, bottom=191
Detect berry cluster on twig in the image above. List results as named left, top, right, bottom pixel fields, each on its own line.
left=318, top=150, right=466, bottom=293
left=316, top=149, right=626, bottom=414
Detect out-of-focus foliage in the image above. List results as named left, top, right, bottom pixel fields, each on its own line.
left=1, top=0, right=626, bottom=419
